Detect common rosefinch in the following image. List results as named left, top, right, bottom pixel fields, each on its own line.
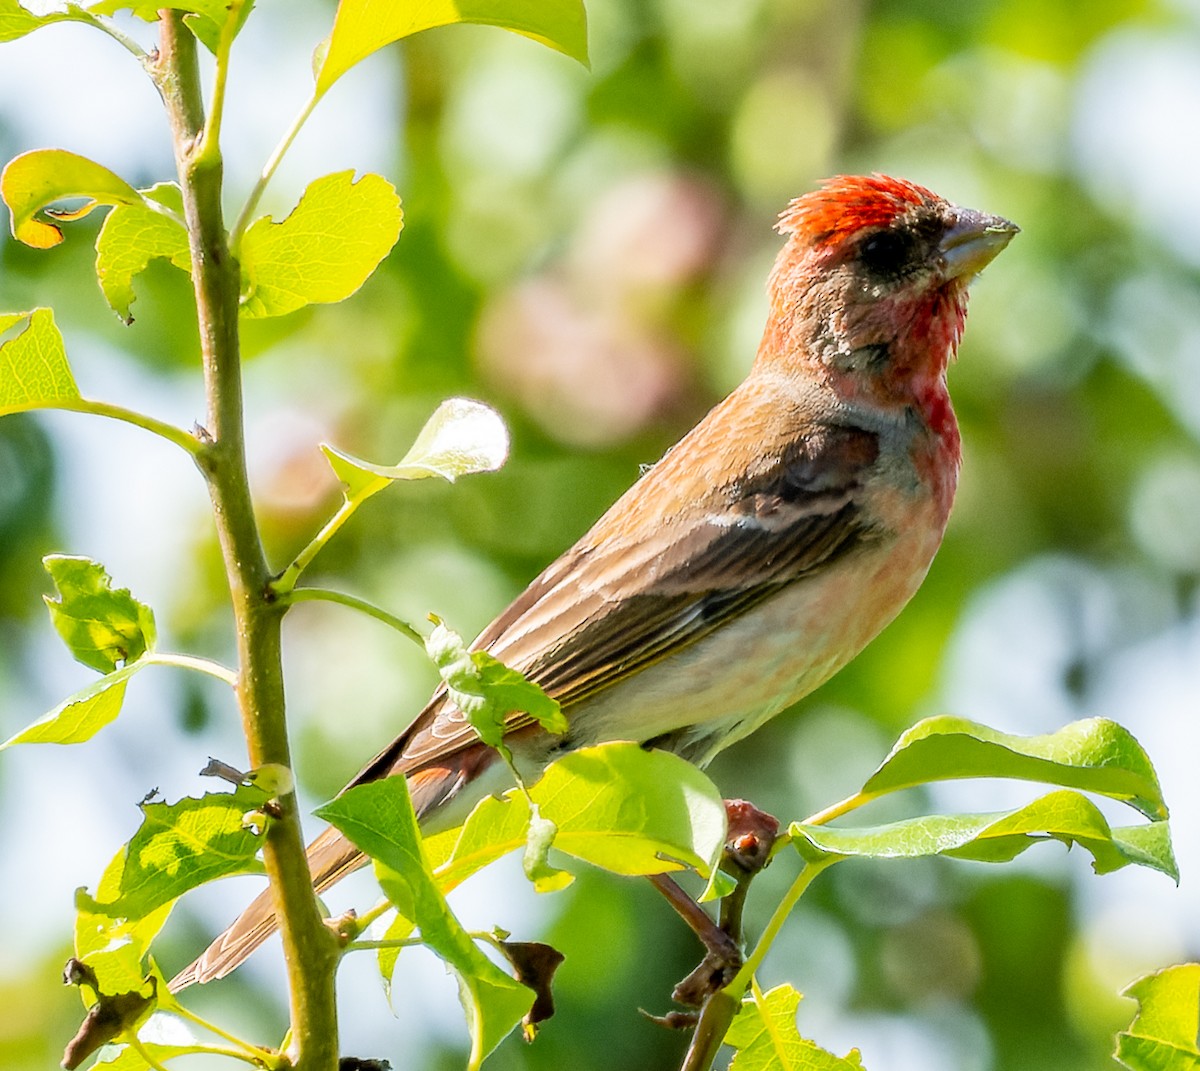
left=173, top=174, right=1016, bottom=987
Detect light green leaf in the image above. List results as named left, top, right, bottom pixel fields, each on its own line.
left=1115, top=964, right=1200, bottom=1071
left=239, top=169, right=402, bottom=318
left=43, top=555, right=156, bottom=673
left=81, top=786, right=270, bottom=921
left=425, top=618, right=565, bottom=746
left=0, top=0, right=73, bottom=42
left=861, top=716, right=1167, bottom=821
left=727, top=984, right=865, bottom=1071
left=0, top=307, right=80, bottom=415
left=1, top=148, right=142, bottom=248
left=318, top=778, right=532, bottom=1069
left=87, top=0, right=238, bottom=23
left=427, top=742, right=727, bottom=891
left=376, top=910, right=417, bottom=998
left=322, top=398, right=510, bottom=501
left=522, top=810, right=573, bottom=893
left=0, top=663, right=139, bottom=750
left=91, top=1041, right=194, bottom=1071
left=95, top=184, right=190, bottom=324
left=790, top=790, right=1178, bottom=880
left=315, top=0, right=588, bottom=96
left=74, top=852, right=174, bottom=998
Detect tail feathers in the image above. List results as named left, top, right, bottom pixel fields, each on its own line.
left=168, top=757, right=481, bottom=992
left=168, top=825, right=364, bottom=991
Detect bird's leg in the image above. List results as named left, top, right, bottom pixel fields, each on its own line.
left=650, top=799, right=780, bottom=1012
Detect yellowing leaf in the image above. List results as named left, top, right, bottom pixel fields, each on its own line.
left=315, top=0, right=588, bottom=96
left=0, top=307, right=80, bottom=415
left=239, top=170, right=402, bottom=318
left=1, top=149, right=142, bottom=248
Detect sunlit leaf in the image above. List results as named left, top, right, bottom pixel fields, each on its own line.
left=1, top=148, right=142, bottom=248
left=861, top=716, right=1167, bottom=820
left=318, top=778, right=533, bottom=1069
left=426, top=618, right=565, bottom=747
left=43, top=555, right=157, bottom=673
left=95, top=184, right=190, bottom=324
left=0, top=0, right=74, bottom=41
left=315, top=0, right=588, bottom=96
left=727, top=984, right=865, bottom=1071
left=74, top=852, right=174, bottom=998
left=87, top=0, right=239, bottom=23
left=81, top=786, right=270, bottom=921
left=322, top=398, right=510, bottom=503
left=790, top=790, right=1178, bottom=880
left=239, top=169, right=402, bottom=318
left=0, top=307, right=80, bottom=416
left=90, top=1040, right=193, bottom=1071
left=1115, top=963, right=1200, bottom=1071
left=0, top=663, right=139, bottom=750
left=427, top=742, right=727, bottom=891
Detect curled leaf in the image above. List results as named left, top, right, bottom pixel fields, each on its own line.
left=1, top=149, right=142, bottom=248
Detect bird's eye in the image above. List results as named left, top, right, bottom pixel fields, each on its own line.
left=858, top=230, right=917, bottom=279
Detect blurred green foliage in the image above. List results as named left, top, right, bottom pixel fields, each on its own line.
left=2, top=0, right=1199, bottom=1069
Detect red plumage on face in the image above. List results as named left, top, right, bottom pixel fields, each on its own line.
left=776, top=174, right=938, bottom=247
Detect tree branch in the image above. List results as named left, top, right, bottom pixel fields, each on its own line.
left=151, top=15, right=339, bottom=1069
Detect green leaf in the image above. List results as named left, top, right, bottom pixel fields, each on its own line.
left=314, top=0, right=588, bottom=96
left=321, top=397, right=509, bottom=499
left=0, top=663, right=139, bottom=750
left=0, top=0, right=73, bottom=42
left=43, top=555, right=156, bottom=673
left=239, top=170, right=403, bottom=318
left=790, top=790, right=1178, bottom=880
left=87, top=0, right=240, bottom=23
left=91, top=1041, right=194, bottom=1071
left=74, top=852, right=174, bottom=998
left=427, top=742, right=727, bottom=890
left=318, top=778, right=533, bottom=1069
left=95, top=185, right=190, bottom=324
left=861, top=715, right=1167, bottom=821
left=1, top=148, right=142, bottom=248
left=376, top=910, right=417, bottom=999
left=81, top=786, right=269, bottom=921
left=0, top=307, right=80, bottom=415
left=1115, top=964, right=1200, bottom=1071
left=425, top=618, right=565, bottom=747
left=727, top=984, right=865, bottom=1071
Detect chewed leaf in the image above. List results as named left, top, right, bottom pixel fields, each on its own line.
left=0, top=307, right=80, bottom=415
left=727, top=984, right=865, bottom=1070
left=315, top=0, right=588, bottom=95
left=239, top=170, right=403, bottom=318
left=322, top=398, right=510, bottom=501
left=80, top=785, right=270, bottom=921
left=0, top=0, right=73, bottom=42
left=790, top=790, right=1178, bottom=880
left=425, top=618, right=565, bottom=746
left=1, top=149, right=142, bottom=248
left=0, top=664, right=139, bottom=750
left=88, top=0, right=240, bottom=22
left=96, top=185, right=190, bottom=323
left=861, top=716, right=1167, bottom=821
left=1115, top=963, right=1200, bottom=1071
left=43, top=555, right=156, bottom=673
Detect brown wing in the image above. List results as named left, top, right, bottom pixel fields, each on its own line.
left=352, top=391, right=882, bottom=786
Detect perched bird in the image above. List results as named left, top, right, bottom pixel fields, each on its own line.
left=173, top=174, right=1016, bottom=988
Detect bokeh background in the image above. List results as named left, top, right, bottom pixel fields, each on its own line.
left=2, top=1, right=1199, bottom=1068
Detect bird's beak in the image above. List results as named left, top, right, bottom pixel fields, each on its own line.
left=939, top=209, right=1019, bottom=282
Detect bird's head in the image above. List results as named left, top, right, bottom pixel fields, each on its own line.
left=760, top=174, right=1017, bottom=409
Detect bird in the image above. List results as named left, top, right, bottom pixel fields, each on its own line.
left=171, top=174, right=1017, bottom=989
